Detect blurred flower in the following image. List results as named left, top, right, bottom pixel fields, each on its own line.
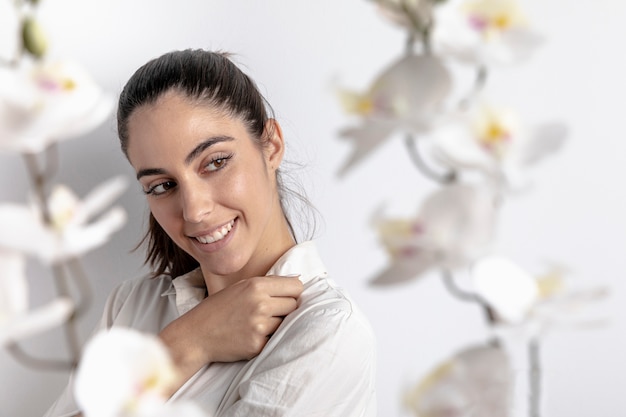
left=0, top=249, right=73, bottom=346
left=433, top=0, right=543, bottom=66
left=0, top=0, right=20, bottom=63
left=337, top=53, right=452, bottom=176
left=431, top=102, right=567, bottom=189
left=404, top=344, right=512, bottom=417
left=75, top=328, right=184, bottom=417
left=0, top=176, right=128, bottom=263
left=0, top=59, right=114, bottom=154
left=146, top=403, right=209, bottom=417
left=472, top=256, right=608, bottom=336
left=371, top=0, right=438, bottom=33
left=370, top=184, right=497, bottom=285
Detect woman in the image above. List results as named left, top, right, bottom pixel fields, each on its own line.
left=44, top=49, right=376, bottom=417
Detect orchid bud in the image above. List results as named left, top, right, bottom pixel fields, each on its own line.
left=22, top=17, right=48, bottom=59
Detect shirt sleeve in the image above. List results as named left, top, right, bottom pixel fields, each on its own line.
left=216, top=299, right=377, bottom=417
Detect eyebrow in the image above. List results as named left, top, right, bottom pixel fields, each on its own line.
left=185, top=136, right=234, bottom=165
left=135, top=135, right=235, bottom=181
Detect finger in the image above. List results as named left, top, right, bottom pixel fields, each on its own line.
left=266, top=296, right=299, bottom=317
left=263, top=275, right=304, bottom=297
left=265, top=316, right=284, bottom=338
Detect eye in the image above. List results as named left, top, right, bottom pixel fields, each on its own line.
left=205, top=154, right=232, bottom=172
left=144, top=180, right=177, bottom=196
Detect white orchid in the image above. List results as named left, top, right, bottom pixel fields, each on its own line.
left=0, top=249, right=73, bottom=346
left=371, top=0, right=438, bottom=32
left=0, top=176, right=128, bottom=264
left=337, top=53, right=452, bottom=176
left=431, top=102, right=567, bottom=189
left=472, top=256, right=608, bottom=336
left=433, top=0, right=544, bottom=66
left=0, top=59, right=114, bottom=154
left=0, top=0, right=20, bottom=63
left=404, top=344, right=512, bottom=417
left=74, top=327, right=207, bottom=417
left=370, top=184, right=497, bottom=285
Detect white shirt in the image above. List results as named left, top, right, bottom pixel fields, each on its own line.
left=44, top=241, right=377, bottom=417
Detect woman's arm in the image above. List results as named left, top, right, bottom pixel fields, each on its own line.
left=158, top=275, right=303, bottom=396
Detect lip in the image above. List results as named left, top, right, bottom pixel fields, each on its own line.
left=189, top=217, right=238, bottom=253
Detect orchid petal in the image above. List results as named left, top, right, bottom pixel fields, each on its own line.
left=371, top=185, right=496, bottom=284
left=373, top=0, right=435, bottom=31
left=367, top=54, right=452, bottom=126
left=0, top=251, right=28, bottom=318
left=0, top=1, right=19, bottom=62
left=419, top=184, right=497, bottom=266
left=58, top=207, right=127, bottom=262
left=518, top=122, right=568, bottom=167
left=472, top=256, right=539, bottom=323
left=337, top=121, right=396, bottom=177
left=148, top=403, right=210, bottom=417
left=75, top=328, right=179, bottom=417
left=370, top=253, right=438, bottom=286
left=337, top=54, right=452, bottom=176
left=0, top=250, right=74, bottom=345
left=0, top=203, right=57, bottom=257
left=433, top=0, right=542, bottom=67
left=405, top=344, right=512, bottom=417
left=73, top=176, right=129, bottom=226
left=0, top=60, right=113, bottom=154
left=0, top=297, right=73, bottom=346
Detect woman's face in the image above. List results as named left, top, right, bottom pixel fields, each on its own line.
left=126, top=90, right=292, bottom=289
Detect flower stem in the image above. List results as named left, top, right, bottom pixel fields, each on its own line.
left=459, top=65, right=488, bottom=110
left=529, top=338, right=542, bottom=417
left=22, top=150, right=83, bottom=368
left=440, top=268, right=496, bottom=324
left=6, top=343, right=73, bottom=371
left=67, top=257, right=93, bottom=318
left=404, top=134, right=457, bottom=184
left=52, top=262, right=81, bottom=366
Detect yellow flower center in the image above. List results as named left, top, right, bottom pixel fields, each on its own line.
left=463, top=0, right=526, bottom=38
left=479, top=120, right=510, bottom=146
left=61, top=78, right=77, bottom=91
left=535, top=270, right=564, bottom=299
left=48, top=185, right=79, bottom=232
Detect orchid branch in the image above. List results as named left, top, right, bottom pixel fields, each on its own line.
left=529, top=338, right=542, bottom=417
left=440, top=268, right=496, bottom=324
left=20, top=150, right=85, bottom=368
left=6, top=343, right=74, bottom=371
left=67, top=257, right=93, bottom=318
left=459, top=65, right=488, bottom=110
left=404, top=134, right=457, bottom=184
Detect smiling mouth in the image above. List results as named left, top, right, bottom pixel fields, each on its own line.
left=194, top=219, right=236, bottom=244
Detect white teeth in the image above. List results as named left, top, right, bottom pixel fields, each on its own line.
left=195, top=219, right=235, bottom=244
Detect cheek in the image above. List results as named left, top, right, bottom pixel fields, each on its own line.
left=226, top=165, right=273, bottom=213
left=147, top=200, right=178, bottom=231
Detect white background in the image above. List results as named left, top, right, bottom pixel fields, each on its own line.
left=0, top=1, right=625, bottom=416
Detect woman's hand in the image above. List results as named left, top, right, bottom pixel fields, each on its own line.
left=159, top=275, right=303, bottom=391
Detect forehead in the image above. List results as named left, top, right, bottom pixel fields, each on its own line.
left=125, top=91, right=252, bottom=166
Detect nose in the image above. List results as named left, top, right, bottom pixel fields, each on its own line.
left=181, top=185, right=212, bottom=224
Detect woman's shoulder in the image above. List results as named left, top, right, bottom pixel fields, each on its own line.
left=101, top=273, right=176, bottom=330
left=109, top=273, right=173, bottom=303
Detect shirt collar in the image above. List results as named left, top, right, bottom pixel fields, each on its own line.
left=161, top=241, right=326, bottom=316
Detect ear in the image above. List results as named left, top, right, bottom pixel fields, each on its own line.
left=263, top=119, right=285, bottom=172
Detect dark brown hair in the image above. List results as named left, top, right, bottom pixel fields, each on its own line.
left=117, top=49, right=309, bottom=278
